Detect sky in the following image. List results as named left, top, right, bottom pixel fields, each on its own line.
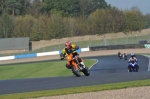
left=105, top=0, right=150, bottom=14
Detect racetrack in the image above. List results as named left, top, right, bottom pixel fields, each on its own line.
left=0, top=54, right=150, bottom=95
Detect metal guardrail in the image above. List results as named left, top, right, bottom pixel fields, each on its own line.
left=89, top=44, right=146, bottom=51
left=0, top=43, right=150, bottom=61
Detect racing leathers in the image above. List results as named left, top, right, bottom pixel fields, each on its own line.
left=60, top=43, right=79, bottom=69
left=128, top=56, right=139, bottom=70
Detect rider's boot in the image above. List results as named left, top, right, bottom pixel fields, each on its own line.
left=128, top=66, right=131, bottom=72
left=66, top=63, right=71, bottom=69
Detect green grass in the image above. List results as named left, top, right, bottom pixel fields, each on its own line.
left=0, top=59, right=96, bottom=80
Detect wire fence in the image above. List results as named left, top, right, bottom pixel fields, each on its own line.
left=0, top=29, right=150, bottom=57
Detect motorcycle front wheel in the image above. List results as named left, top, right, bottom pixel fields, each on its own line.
left=82, top=66, right=90, bottom=76
left=72, top=66, right=81, bottom=77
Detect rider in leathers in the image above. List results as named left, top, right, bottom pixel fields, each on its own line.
left=128, top=53, right=139, bottom=71
left=60, top=41, right=80, bottom=69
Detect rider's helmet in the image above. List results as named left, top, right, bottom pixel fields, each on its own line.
left=131, top=53, right=135, bottom=57
left=65, top=41, right=71, bottom=49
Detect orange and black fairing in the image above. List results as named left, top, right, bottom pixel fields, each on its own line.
left=66, top=53, right=78, bottom=70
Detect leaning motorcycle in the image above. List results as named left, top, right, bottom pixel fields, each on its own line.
left=128, top=60, right=139, bottom=72
left=61, top=53, right=90, bottom=77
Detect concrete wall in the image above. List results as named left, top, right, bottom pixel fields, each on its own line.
left=0, top=37, right=29, bottom=50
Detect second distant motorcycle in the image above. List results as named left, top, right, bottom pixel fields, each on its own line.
left=123, top=53, right=127, bottom=60
left=118, top=52, right=123, bottom=59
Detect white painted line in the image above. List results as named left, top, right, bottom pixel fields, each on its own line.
left=148, top=59, right=150, bottom=71
left=82, top=59, right=98, bottom=76
left=89, top=59, right=98, bottom=70
left=143, top=55, right=150, bottom=71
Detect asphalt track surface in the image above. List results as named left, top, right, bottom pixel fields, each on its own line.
left=0, top=54, right=150, bottom=95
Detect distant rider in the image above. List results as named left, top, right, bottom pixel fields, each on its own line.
left=118, top=52, right=121, bottom=57
left=123, top=53, right=127, bottom=56
left=123, top=53, right=127, bottom=58
left=118, top=51, right=123, bottom=59
left=60, top=41, right=79, bottom=69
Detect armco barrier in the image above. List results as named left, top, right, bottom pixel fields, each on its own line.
left=0, top=47, right=90, bottom=61
left=90, top=44, right=145, bottom=51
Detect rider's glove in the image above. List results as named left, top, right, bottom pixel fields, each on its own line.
left=60, top=53, right=65, bottom=60
left=75, top=46, right=79, bottom=50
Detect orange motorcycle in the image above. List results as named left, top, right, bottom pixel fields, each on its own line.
left=61, top=53, right=90, bottom=77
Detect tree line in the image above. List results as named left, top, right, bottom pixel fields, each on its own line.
left=0, top=0, right=150, bottom=41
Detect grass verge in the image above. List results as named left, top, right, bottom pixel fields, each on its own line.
left=0, top=59, right=96, bottom=80
left=0, top=79, right=150, bottom=99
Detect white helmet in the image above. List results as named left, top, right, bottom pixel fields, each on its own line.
left=131, top=53, right=135, bottom=57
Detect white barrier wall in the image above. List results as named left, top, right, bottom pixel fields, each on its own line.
left=0, top=56, right=15, bottom=61
left=37, top=51, right=59, bottom=57
left=81, top=48, right=90, bottom=52
left=0, top=47, right=90, bottom=61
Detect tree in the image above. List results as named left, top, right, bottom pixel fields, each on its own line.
left=43, top=0, right=80, bottom=17
left=79, top=0, right=109, bottom=17
left=29, top=0, right=45, bottom=17
left=123, top=7, right=145, bottom=33
left=47, top=14, right=65, bottom=39
left=0, top=0, right=22, bottom=16
left=12, top=15, right=35, bottom=38
left=0, top=0, right=9, bottom=15
left=145, top=13, right=150, bottom=28
left=0, top=13, right=14, bottom=38
left=92, top=0, right=109, bottom=9
left=79, top=0, right=93, bottom=17
left=109, top=7, right=124, bottom=33
left=17, top=0, right=30, bottom=15
left=88, top=9, right=112, bottom=35
left=7, top=0, right=22, bottom=16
